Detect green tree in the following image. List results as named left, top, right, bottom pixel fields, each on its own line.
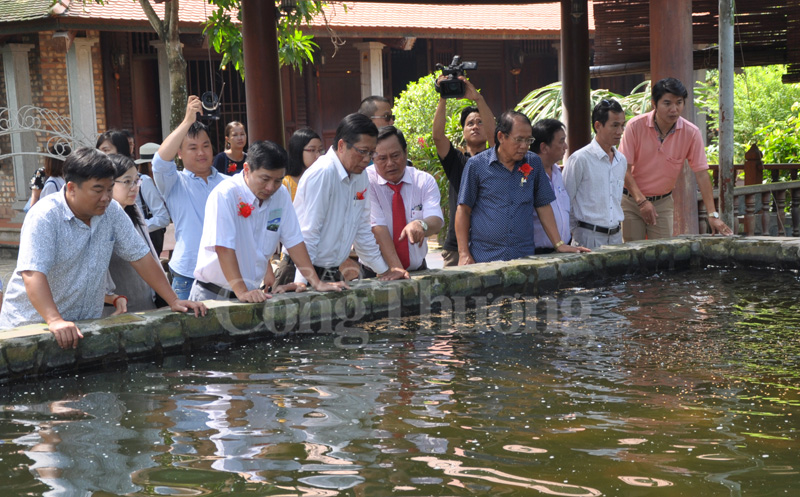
left=695, top=65, right=800, bottom=165
left=393, top=72, right=476, bottom=240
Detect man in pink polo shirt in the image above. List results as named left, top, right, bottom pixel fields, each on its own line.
left=619, top=78, right=733, bottom=240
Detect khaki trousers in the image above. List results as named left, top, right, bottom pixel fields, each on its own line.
left=621, top=194, right=674, bottom=242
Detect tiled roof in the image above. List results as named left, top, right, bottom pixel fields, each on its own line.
left=57, top=0, right=215, bottom=24
left=1, top=1, right=594, bottom=36
left=311, top=2, right=595, bottom=34
left=0, top=0, right=53, bottom=23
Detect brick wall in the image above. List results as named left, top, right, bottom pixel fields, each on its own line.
left=0, top=31, right=108, bottom=220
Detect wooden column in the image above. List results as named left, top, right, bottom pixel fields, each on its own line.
left=650, top=0, right=698, bottom=235
left=241, top=0, right=285, bottom=146
left=560, top=0, right=591, bottom=156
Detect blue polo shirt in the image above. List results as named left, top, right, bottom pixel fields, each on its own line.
left=458, top=148, right=555, bottom=263
left=153, top=152, right=227, bottom=277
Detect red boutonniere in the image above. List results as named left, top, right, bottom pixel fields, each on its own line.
left=237, top=200, right=254, bottom=218
left=355, top=188, right=367, bottom=200
left=227, top=162, right=237, bottom=173
left=519, top=163, right=533, bottom=186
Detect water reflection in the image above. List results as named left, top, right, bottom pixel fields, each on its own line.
left=0, top=268, right=798, bottom=496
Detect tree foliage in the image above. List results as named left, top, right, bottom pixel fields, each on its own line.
left=695, top=65, right=800, bottom=166
left=205, top=0, right=341, bottom=78
left=516, top=80, right=651, bottom=124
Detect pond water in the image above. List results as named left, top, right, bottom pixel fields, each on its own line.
left=1, top=268, right=799, bottom=497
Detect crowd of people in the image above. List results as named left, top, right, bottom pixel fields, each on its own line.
left=0, top=75, right=733, bottom=348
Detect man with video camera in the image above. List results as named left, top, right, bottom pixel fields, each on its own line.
left=432, top=58, right=496, bottom=266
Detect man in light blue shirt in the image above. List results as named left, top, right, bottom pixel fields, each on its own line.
left=153, top=96, right=226, bottom=299
left=0, top=148, right=206, bottom=348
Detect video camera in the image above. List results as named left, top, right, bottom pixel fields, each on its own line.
left=434, top=55, right=478, bottom=99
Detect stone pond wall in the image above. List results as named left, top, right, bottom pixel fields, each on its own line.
left=1, top=235, right=799, bottom=384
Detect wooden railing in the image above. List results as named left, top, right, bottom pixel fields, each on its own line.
left=704, top=145, right=800, bottom=236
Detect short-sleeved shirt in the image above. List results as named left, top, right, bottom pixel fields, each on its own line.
left=532, top=163, right=571, bottom=249
left=619, top=110, right=709, bottom=196
left=366, top=164, right=443, bottom=270
left=194, top=172, right=304, bottom=291
left=438, top=144, right=471, bottom=252
left=152, top=152, right=226, bottom=277
left=0, top=191, right=150, bottom=329
left=458, top=148, right=555, bottom=263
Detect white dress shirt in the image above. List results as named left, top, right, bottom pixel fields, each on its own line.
left=562, top=138, right=627, bottom=231
left=194, top=172, right=304, bottom=291
left=366, top=164, right=443, bottom=270
left=291, top=147, right=388, bottom=283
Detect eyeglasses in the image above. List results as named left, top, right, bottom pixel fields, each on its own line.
left=348, top=143, right=377, bottom=159
left=371, top=114, right=395, bottom=122
left=114, top=177, right=143, bottom=189
left=373, top=152, right=405, bottom=164
left=506, top=134, right=535, bottom=146
left=303, top=147, right=325, bottom=154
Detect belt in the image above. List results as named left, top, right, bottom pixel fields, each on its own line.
left=196, top=280, right=237, bottom=299
left=313, top=265, right=343, bottom=282
left=623, top=188, right=672, bottom=202
left=577, top=220, right=621, bottom=235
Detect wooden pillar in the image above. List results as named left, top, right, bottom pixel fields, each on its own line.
left=560, top=0, right=591, bottom=156
left=241, top=0, right=285, bottom=146
left=650, top=0, right=698, bottom=235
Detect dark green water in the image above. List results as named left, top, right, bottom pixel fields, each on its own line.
left=1, top=268, right=798, bottom=496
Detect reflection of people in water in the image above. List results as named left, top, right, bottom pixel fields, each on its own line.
left=21, top=392, right=159, bottom=495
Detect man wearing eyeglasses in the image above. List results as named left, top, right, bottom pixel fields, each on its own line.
left=290, top=113, right=408, bottom=283
left=619, top=77, right=733, bottom=239
left=456, top=111, right=590, bottom=264
left=358, top=95, right=395, bottom=128
left=365, top=126, right=443, bottom=274
left=562, top=99, right=627, bottom=249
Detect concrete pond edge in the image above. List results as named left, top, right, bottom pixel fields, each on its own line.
left=1, top=235, right=799, bottom=384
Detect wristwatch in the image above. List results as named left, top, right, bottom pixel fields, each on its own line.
left=710, top=211, right=720, bottom=219
left=416, top=219, right=429, bottom=231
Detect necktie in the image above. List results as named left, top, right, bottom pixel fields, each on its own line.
left=387, top=182, right=410, bottom=269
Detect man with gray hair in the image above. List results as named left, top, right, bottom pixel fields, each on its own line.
left=455, top=110, right=589, bottom=264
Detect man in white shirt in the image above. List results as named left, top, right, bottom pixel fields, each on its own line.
left=366, top=126, right=443, bottom=273
left=190, top=141, right=346, bottom=302
left=291, top=113, right=408, bottom=283
left=562, top=99, right=628, bottom=249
